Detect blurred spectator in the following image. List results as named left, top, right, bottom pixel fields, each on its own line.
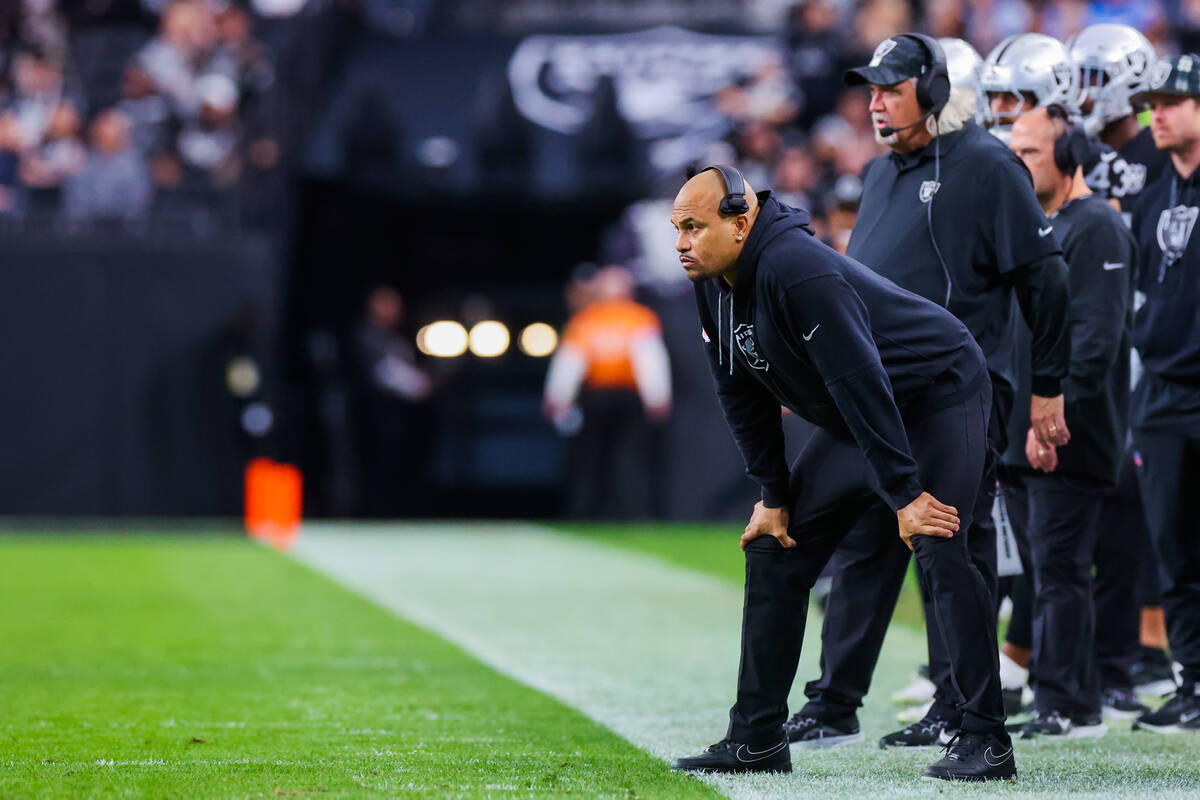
left=136, top=0, right=219, bottom=118
left=774, top=145, right=818, bottom=210
left=787, top=0, right=857, bottom=129
left=64, top=108, right=152, bottom=221
left=822, top=174, right=863, bottom=254
left=353, top=286, right=434, bottom=516
left=543, top=265, right=671, bottom=519
left=731, top=119, right=783, bottom=193
left=176, top=72, right=240, bottom=187
left=117, top=63, right=170, bottom=157
left=18, top=101, right=83, bottom=189
left=3, top=46, right=79, bottom=150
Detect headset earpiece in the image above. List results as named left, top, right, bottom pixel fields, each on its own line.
left=900, top=33, right=950, bottom=116
left=700, top=164, right=750, bottom=216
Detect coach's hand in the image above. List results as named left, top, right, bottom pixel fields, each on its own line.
left=740, top=501, right=795, bottom=551
left=897, top=492, right=959, bottom=551
left=1030, top=393, right=1070, bottom=448
left=1025, top=426, right=1058, bottom=472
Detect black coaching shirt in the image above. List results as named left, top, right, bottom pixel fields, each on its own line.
left=848, top=122, right=1070, bottom=415
left=1001, top=194, right=1136, bottom=482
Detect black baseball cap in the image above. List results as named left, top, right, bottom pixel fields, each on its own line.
left=1132, top=53, right=1200, bottom=105
left=845, top=35, right=927, bottom=87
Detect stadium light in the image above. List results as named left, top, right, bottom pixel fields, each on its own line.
left=518, top=323, right=558, bottom=357
left=417, top=321, right=469, bottom=357
left=468, top=321, right=510, bottom=358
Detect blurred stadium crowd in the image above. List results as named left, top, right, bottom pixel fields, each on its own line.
left=0, top=0, right=305, bottom=230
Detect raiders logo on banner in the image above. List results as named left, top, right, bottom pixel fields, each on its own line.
left=1156, top=204, right=1199, bottom=265
left=507, top=26, right=781, bottom=168
left=734, top=323, right=769, bottom=371
left=919, top=180, right=941, bottom=203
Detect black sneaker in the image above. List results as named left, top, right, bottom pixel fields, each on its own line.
left=879, top=710, right=957, bottom=748
left=1133, top=686, right=1200, bottom=734
left=1102, top=687, right=1150, bottom=720
left=922, top=730, right=1017, bottom=782
left=671, top=738, right=791, bottom=773
left=1021, top=710, right=1107, bottom=740
left=783, top=712, right=864, bottom=749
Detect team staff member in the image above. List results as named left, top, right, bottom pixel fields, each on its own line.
left=668, top=167, right=1015, bottom=781
left=1125, top=55, right=1200, bottom=733
left=789, top=34, right=1071, bottom=750
left=1008, top=107, right=1136, bottom=738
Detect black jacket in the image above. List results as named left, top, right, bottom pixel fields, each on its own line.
left=1128, top=160, right=1200, bottom=430
left=696, top=192, right=986, bottom=513
left=848, top=123, right=1070, bottom=439
left=1001, top=194, right=1135, bottom=483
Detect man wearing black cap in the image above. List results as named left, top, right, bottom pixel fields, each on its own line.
left=1124, top=54, right=1200, bottom=734
left=785, top=34, right=1072, bottom=750
left=667, top=166, right=1016, bottom=781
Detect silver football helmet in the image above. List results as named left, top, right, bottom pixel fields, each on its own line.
left=1067, top=24, right=1157, bottom=137
left=980, top=33, right=1080, bottom=140
left=939, top=37, right=986, bottom=124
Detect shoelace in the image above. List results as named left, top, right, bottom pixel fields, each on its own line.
left=940, top=732, right=985, bottom=762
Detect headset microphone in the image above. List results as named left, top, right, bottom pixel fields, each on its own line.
left=879, top=109, right=934, bottom=138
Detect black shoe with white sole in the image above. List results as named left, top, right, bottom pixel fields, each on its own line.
left=1133, top=686, right=1200, bottom=734
left=879, top=710, right=957, bottom=748
left=783, top=712, right=863, bottom=749
left=922, top=730, right=1017, bottom=782
left=1021, top=710, right=1107, bottom=740
left=671, top=738, right=791, bottom=773
left=1102, top=687, right=1149, bottom=719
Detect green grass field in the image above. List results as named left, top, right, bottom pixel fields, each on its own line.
left=2, top=525, right=1199, bottom=800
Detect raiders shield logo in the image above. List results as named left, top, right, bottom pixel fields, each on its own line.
left=1156, top=204, right=1199, bottom=265
left=734, top=323, right=769, bottom=371
left=919, top=180, right=941, bottom=203
left=870, top=39, right=897, bottom=67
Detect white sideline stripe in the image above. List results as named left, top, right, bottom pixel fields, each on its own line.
left=288, top=522, right=927, bottom=800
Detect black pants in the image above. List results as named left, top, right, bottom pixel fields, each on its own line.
left=1093, top=449, right=1147, bottom=692
left=798, top=456, right=998, bottom=725
left=727, top=385, right=1005, bottom=745
left=567, top=389, right=656, bottom=519
left=1023, top=474, right=1107, bottom=716
left=1133, top=427, right=1200, bottom=686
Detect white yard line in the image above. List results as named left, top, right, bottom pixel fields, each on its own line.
left=287, top=522, right=927, bottom=800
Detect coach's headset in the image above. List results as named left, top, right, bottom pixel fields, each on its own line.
left=696, top=164, right=750, bottom=216
left=1045, top=103, right=1091, bottom=175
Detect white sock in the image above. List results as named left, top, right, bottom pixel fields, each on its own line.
left=999, top=650, right=1029, bottom=690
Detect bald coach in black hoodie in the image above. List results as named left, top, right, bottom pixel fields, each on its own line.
left=669, top=167, right=1015, bottom=782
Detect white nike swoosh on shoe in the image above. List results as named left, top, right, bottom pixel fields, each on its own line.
left=1103, top=261, right=1126, bottom=270
left=983, top=747, right=1013, bottom=767
left=735, top=741, right=788, bottom=763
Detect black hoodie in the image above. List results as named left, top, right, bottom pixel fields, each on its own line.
left=695, top=192, right=987, bottom=513
left=1128, top=159, right=1200, bottom=431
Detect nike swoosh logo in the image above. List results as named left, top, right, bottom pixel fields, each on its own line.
left=1038, top=226, right=1054, bottom=237
left=1103, top=261, right=1126, bottom=271
left=802, top=324, right=820, bottom=341
left=1181, top=709, right=1200, bottom=724
left=735, top=741, right=788, bottom=763
left=983, top=747, right=1013, bottom=767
